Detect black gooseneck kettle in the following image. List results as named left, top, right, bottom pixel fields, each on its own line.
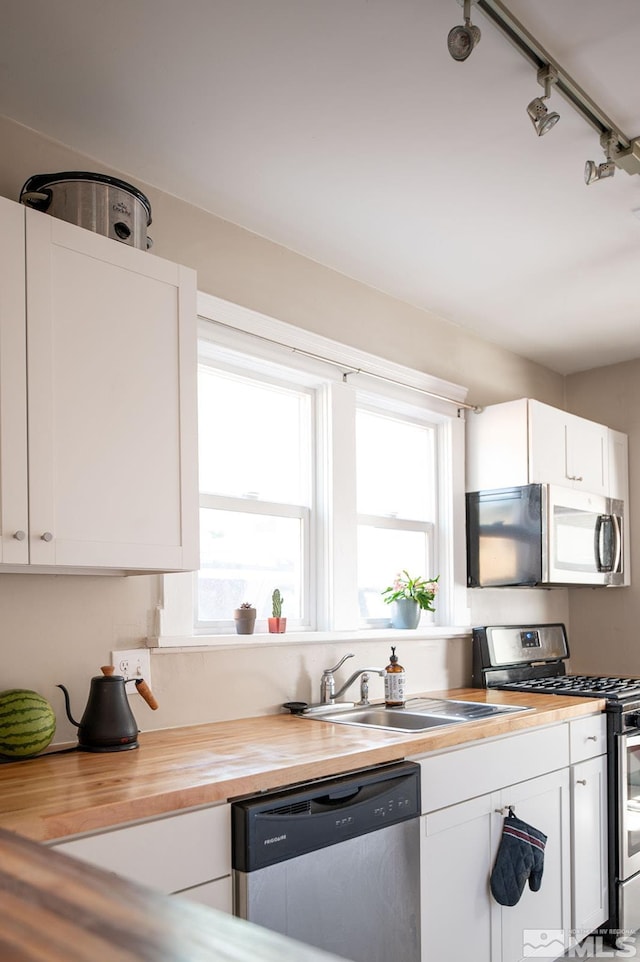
left=58, top=666, right=158, bottom=752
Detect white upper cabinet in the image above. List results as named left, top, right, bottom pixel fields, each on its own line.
left=467, top=397, right=616, bottom=497
left=0, top=195, right=199, bottom=574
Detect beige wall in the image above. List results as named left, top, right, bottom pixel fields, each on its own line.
left=566, top=360, right=640, bottom=675
left=0, top=114, right=570, bottom=746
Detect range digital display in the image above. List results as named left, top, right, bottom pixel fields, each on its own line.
left=520, top=629, right=541, bottom=649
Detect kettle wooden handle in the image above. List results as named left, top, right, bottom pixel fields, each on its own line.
left=135, top=678, right=159, bottom=710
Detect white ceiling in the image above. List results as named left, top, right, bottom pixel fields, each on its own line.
left=2, top=0, right=640, bottom=374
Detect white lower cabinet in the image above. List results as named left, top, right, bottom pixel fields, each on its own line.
left=420, top=769, right=570, bottom=962
left=421, top=792, right=495, bottom=962
left=51, top=804, right=232, bottom=912
left=417, top=717, right=608, bottom=962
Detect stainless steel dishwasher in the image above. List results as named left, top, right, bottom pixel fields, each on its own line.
left=232, top=760, right=421, bottom=962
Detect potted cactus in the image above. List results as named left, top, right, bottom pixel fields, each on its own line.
left=233, top=602, right=257, bottom=635
left=268, top=588, right=286, bottom=633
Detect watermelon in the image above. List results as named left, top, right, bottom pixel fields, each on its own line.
left=0, top=689, right=56, bottom=758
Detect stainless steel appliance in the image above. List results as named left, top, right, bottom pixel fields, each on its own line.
left=19, top=171, right=153, bottom=249
left=232, top=761, right=421, bottom=962
left=466, top=484, right=624, bottom=587
left=473, top=623, right=640, bottom=943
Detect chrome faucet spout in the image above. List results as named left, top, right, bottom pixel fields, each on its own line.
left=333, top=667, right=386, bottom=706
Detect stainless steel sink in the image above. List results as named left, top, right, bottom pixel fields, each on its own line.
left=305, top=698, right=531, bottom=733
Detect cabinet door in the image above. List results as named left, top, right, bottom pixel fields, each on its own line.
left=529, top=401, right=607, bottom=494
left=0, top=197, right=29, bottom=564
left=565, top=413, right=608, bottom=495
left=25, top=209, right=198, bottom=572
left=497, top=768, right=571, bottom=962
left=421, top=794, right=494, bottom=962
left=572, top=755, right=608, bottom=936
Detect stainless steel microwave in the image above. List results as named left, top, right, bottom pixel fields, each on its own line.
left=466, top=483, right=624, bottom=587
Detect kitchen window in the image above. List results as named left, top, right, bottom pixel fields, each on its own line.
left=356, top=408, right=437, bottom=627
left=154, top=293, right=470, bottom=646
left=197, top=365, right=313, bottom=631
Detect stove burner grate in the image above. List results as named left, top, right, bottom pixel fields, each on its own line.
left=500, top=675, right=640, bottom=700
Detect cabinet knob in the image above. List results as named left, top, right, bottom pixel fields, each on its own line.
left=13, top=530, right=26, bottom=541
left=40, top=532, right=53, bottom=542
left=576, top=779, right=587, bottom=786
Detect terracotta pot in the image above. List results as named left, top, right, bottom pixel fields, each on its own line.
left=234, top=608, right=257, bottom=635
left=267, top=617, right=287, bottom=634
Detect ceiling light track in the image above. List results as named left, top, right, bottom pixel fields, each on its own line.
left=474, top=0, right=640, bottom=175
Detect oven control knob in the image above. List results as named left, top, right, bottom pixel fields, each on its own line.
left=626, top=712, right=640, bottom=730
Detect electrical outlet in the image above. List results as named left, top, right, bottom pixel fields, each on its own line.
left=110, top=648, right=152, bottom=695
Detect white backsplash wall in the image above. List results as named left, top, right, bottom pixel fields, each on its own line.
left=0, top=567, right=570, bottom=747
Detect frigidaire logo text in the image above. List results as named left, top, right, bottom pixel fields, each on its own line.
left=263, top=834, right=287, bottom=845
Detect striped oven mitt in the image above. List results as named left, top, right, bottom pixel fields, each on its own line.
left=490, top=810, right=547, bottom=906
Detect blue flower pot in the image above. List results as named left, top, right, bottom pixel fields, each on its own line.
left=392, top=599, right=420, bottom=629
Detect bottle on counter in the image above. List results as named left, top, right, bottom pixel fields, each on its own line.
left=384, top=646, right=406, bottom=708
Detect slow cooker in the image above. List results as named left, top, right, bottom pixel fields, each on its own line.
left=19, top=171, right=152, bottom=250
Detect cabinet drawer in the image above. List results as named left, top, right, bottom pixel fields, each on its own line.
left=52, top=804, right=230, bottom=894
left=569, top=714, right=607, bottom=763
left=418, top=725, right=569, bottom=813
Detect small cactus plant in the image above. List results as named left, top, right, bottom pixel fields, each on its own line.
left=239, top=602, right=254, bottom=609
left=271, top=588, right=283, bottom=618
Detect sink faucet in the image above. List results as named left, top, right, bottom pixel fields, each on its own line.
left=320, top=653, right=386, bottom=706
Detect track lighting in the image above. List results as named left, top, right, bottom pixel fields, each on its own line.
left=585, top=132, right=617, bottom=185
left=526, top=65, right=560, bottom=136
left=447, top=0, right=481, bottom=62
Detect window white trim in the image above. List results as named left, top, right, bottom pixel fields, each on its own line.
left=150, top=293, right=471, bottom=648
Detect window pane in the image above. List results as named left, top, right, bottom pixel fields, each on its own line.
left=356, top=410, right=435, bottom=520
left=198, top=367, right=311, bottom=505
left=197, top=508, right=302, bottom=623
left=357, top=525, right=431, bottom=621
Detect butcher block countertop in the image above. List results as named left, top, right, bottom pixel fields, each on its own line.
left=0, top=688, right=604, bottom=842
left=0, top=827, right=347, bottom=962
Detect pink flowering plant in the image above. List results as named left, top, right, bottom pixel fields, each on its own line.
left=381, top=571, right=439, bottom=611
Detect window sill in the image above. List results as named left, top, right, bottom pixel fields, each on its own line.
left=148, top=625, right=472, bottom=652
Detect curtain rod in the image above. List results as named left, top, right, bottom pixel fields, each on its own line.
left=203, top=317, right=481, bottom=413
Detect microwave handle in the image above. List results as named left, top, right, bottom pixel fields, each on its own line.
left=595, top=514, right=621, bottom=573
left=611, top=513, right=622, bottom=574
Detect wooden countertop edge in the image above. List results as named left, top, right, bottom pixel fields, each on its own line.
left=0, top=689, right=606, bottom=842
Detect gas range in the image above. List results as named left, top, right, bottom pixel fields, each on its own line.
left=472, top=623, right=640, bottom=705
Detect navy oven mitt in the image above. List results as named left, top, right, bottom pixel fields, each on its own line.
left=490, top=810, right=547, bottom=906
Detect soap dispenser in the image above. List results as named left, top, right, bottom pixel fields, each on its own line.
left=384, top=646, right=406, bottom=708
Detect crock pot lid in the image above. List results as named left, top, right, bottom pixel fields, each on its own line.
left=20, top=171, right=152, bottom=224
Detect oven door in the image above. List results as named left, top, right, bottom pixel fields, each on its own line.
left=618, top=731, right=640, bottom=880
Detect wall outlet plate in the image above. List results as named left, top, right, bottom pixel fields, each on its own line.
left=110, top=648, right=152, bottom=695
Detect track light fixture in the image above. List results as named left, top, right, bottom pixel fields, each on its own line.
left=448, top=1, right=640, bottom=179
left=526, top=65, right=560, bottom=136
left=447, top=0, right=481, bottom=62
left=585, top=132, right=617, bottom=186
